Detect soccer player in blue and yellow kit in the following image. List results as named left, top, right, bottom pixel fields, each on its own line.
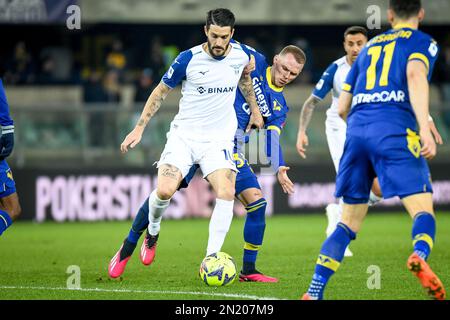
left=0, top=78, right=22, bottom=236
left=230, top=44, right=305, bottom=281
left=302, top=0, right=446, bottom=300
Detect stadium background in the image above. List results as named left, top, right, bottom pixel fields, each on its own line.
left=1, top=0, right=450, bottom=222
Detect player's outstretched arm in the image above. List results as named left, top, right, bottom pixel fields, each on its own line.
left=407, top=60, right=436, bottom=159
left=337, top=91, right=353, bottom=121
left=296, top=95, right=320, bottom=159
left=120, top=82, right=171, bottom=153
left=277, top=166, right=294, bottom=194
left=239, top=72, right=263, bottom=132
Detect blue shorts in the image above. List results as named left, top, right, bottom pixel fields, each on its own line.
left=0, top=160, right=16, bottom=198
left=335, top=123, right=432, bottom=204
left=234, top=151, right=261, bottom=195
left=179, top=151, right=261, bottom=196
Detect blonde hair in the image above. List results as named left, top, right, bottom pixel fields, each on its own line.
left=279, top=45, right=306, bottom=64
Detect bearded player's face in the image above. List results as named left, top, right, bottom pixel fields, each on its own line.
left=204, top=24, right=234, bottom=58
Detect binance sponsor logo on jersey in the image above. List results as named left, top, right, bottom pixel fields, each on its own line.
left=252, top=76, right=271, bottom=117
left=353, top=90, right=405, bottom=105
left=197, top=86, right=235, bottom=94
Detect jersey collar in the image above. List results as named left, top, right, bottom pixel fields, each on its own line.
left=393, top=23, right=415, bottom=30
left=266, top=67, right=283, bottom=92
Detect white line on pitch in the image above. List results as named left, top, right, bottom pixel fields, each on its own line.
left=0, top=285, right=285, bottom=300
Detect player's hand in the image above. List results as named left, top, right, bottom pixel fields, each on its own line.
left=246, top=111, right=264, bottom=132
left=120, top=127, right=143, bottom=153
left=420, top=129, right=437, bottom=160
left=277, top=166, right=294, bottom=194
left=243, top=54, right=255, bottom=75
left=429, top=119, right=443, bottom=145
left=0, top=131, right=14, bottom=160
left=296, top=131, right=308, bottom=159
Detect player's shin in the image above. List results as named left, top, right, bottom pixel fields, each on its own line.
left=127, top=197, right=150, bottom=244
left=206, top=199, right=234, bottom=256
left=306, top=222, right=356, bottom=299
left=148, top=189, right=170, bottom=236
left=242, top=198, right=267, bottom=274
left=0, top=210, right=13, bottom=236
left=412, top=212, right=435, bottom=260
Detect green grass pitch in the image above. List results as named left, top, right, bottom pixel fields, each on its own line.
left=1, top=212, right=449, bottom=300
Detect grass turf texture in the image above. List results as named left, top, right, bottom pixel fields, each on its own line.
left=1, top=212, right=449, bottom=300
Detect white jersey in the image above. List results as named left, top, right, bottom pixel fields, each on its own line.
left=312, top=56, right=351, bottom=124
left=162, top=42, right=251, bottom=142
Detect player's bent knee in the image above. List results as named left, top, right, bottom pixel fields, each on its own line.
left=239, top=188, right=264, bottom=206
left=216, top=187, right=235, bottom=201
left=156, top=187, right=177, bottom=200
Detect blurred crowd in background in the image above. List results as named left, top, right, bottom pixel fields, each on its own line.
left=2, top=24, right=450, bottom=105
left=1, top=23, right=450, bottom=166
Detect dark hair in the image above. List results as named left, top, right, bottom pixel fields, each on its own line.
left=344, top=26, right=368, bottom=39
left=279, top=45, right=307, bottom=64
left=389, top=0, right=422, bottom=19
left=206, top=8, right=235, bottom=30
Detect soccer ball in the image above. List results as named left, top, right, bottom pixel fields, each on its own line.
left=199, top=252, right=237, bottom=286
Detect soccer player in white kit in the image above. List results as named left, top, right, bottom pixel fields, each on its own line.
left=296, top=26, right=443, bottom=258
left=109, top=8, right=264, bottom=278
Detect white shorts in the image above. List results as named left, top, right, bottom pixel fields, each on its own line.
left=157, top=127, right=237, bottom=178
left=325, top=116, right=347, bottom=173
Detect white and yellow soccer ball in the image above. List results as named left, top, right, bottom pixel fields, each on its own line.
left=199, top=252, right=237, bottom=286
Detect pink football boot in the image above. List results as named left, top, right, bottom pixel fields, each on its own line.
left=239, top=271, right=278, bottom=283
left=108, top=245, right=130, bottom=278
left=140, top=233, right=158, bottom=266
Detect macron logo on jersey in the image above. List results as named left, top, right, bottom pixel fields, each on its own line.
left=315, top=79, right=324, bottom=91
left=167, top=67, right=174, bottom=79
left=197, top=86, right=235, bottom=94
left=429, top=42, right=438, bottom=57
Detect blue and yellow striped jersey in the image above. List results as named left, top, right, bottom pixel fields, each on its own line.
left=343, top=24, right=439, bottom=131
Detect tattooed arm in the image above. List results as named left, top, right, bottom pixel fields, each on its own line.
left=120, top=82, right=171, bottom=153
left=239, top=72, right=264, bottom=132
left=296, top=95, right=321, bottom=159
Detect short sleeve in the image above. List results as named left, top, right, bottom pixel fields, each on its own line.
left=408, top=36, right=439, bottom=81
left=312, top=63, right=337, bottom=100
left=161, top=50, right=193, bottom=89
left=342, top=58, right=361, bottom=94
left=267, top=113, right=287, bottom=135
left=232, top=39, right=253, bottom=62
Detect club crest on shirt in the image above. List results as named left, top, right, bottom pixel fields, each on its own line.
left=230, top=64, right=242, bottom=75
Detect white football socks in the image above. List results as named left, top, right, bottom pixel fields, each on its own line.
left=148, top=190, right=170, bottom=236
left=206, top=199, right=234, bottom=256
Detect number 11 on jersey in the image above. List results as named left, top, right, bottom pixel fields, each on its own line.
left=366, top=41, right=396, bottom=90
